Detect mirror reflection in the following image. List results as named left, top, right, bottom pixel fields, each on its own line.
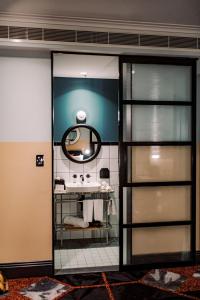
left=61, top=125, right=101, bottom=163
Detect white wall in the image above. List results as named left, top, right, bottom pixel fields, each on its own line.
left=0, top=56, right=51, bottom=141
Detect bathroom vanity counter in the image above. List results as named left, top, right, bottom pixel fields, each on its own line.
left=54, top=190, right=115, bottom=247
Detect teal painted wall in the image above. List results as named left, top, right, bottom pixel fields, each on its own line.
left=53, top=77, right=119, bottom=142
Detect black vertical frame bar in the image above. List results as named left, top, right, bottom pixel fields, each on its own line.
left=118, top=57, right=124, bottom=269
left=51, top=51, right=55, bottom=275
left=191, top=61, right=197, bottom=260
left=119, top=55, right=197, bottom=269
left=119, top=59, right=133, bottom=268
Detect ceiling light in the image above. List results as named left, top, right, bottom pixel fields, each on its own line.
left=76, top=110, right=87, bottom=123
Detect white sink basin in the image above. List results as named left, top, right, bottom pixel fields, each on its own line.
left=66, top=182, right=101, bottom=193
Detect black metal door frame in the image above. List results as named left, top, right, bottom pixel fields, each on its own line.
left=119, top=55, right=197, bottom=271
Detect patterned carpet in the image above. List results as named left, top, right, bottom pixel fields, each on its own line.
left=2, top=266, right=200, bottom=299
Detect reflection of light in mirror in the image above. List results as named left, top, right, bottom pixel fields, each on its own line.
left=84, top=149, right=90, bottom=155
left=152, top=154, right=160, bottom=159
left=132, top=70, right=135, bottom=74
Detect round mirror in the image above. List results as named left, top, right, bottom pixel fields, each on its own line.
left=61, top=125, right=101, bottom=163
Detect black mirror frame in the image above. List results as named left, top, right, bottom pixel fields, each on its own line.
left=61, top=124, right=101, bottom=163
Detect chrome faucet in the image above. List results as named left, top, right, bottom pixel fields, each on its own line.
left=80, top=174, right=84, bottom=183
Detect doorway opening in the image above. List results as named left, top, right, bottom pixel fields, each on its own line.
left=52, top=52, right=120, bottom=275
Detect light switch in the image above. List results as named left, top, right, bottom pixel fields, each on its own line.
left=36, top=155, right=44, bottom=167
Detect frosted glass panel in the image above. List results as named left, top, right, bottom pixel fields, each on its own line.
left=123, top=105, right=191, bottom=141
left=132, top=64, right=191, bottom=101
left=132, top=226, right=190, bottom=255
left=123, top=63, right=191, bottom=101
left=124, top=187, right=190, bottom=223
left=123, top=63, right=131, bottom=100
left=130, top=146, right=191, bottom=182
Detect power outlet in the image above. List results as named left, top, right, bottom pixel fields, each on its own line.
left=36, top=155, right=44, bottom=167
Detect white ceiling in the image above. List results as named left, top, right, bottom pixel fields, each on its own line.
left=0, top=0, right=200, bottom=27
left=53, top=53, right=119, bottom=78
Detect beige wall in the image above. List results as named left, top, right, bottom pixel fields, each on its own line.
left=0, top=142, right=52, bottom=263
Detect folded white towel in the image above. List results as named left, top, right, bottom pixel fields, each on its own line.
left=83, top=200, right=94, bottom=223
left=83, top=199, right=104, bottom=222
left=108, top=197, right=117, bottom=215
left=94, top=199, right=104, bottom=222
left=63, top=216, right=89, bottom=228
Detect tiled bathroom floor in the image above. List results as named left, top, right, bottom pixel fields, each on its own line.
left=55, top=246, right=119, bottom=270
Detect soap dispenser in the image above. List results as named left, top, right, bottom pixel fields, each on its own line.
left=100, top=168, right=110, bottom=179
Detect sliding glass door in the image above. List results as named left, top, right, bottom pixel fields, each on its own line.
left=119, top=56, right=196, bottom=268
